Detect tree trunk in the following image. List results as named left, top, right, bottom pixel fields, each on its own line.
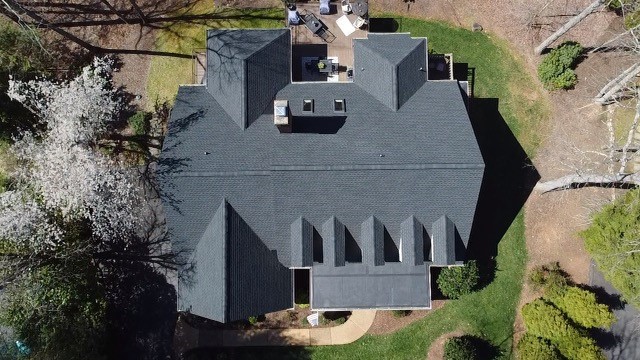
left=594, top=62, right=640, bottom=104
left=1, top=0, right=100, bottom=51
left=99, top=0, right=129, bottom=24
left=127, top=0, right=146, bottom=24
left=535, top=173, right=640, bottom=192
left=534, top=0, right=604, bottom=55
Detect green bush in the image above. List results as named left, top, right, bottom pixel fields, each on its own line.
left=334, top=316, right=346, bottom=325
left=522, top=299, right=580, bottom=341
left=538, top=41, right=583, bottom=90
left=528, top=262, right=570, bottom=297
left=391, top=310, right=410, bottom=318
left=248, top=316, right=258, bottom=325
left=127, top=111, right=151, bottom=136
left=521, top=299, right=605, bottom=360
left=549, top=286, right=615, bottom=329
left=516, top=334, right=562, bottom=360
left=437, top=260, right=480, bottom=299
left=581, top=188, right=640, bottom=309
left=444, top=336, right=478, bottom=360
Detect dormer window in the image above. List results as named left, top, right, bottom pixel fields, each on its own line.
left=303, top=99, right=314, bottom=113
left=334, top=99, right=345, bottom=112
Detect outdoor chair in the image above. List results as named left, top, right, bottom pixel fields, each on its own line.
left=320, top=0, right=330, bottom=15
left=353, top=16, right=366, bottom=29
left=341, top=0, right=352, bottom=14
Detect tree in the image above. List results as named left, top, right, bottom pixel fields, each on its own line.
left=581, top=188, right=640, bottom=308
left=522, top=299, right=605, bottom=360
left=517, top=334, right=562, bottom=360
left=0, top=260, right=107, bottom=360
left=0, top=58, right=177, bottom=359
left=534, top=0, right=605, bottom=55
left=548, top=286, right=615, bottom=329
left=437, top=260, right=480, bottom=299
left=0, top=17, right=49, bottom=138
left=444, top=336, right=479, bottom=360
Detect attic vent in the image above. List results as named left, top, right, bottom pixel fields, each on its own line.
left=274, top=100, right=290, bottom=131
left=334, top=99, right=345, bottom=112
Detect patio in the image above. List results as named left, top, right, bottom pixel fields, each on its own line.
left=290, top=1, right=368, bottom=81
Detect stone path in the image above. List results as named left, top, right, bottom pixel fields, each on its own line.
left=174, top=310, right=376, bottom=354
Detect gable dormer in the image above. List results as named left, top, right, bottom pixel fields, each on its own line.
left=206, top=29, right=291, bottom=129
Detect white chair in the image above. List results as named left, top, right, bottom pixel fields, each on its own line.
left=341, top=0, right=352, bottom=14
left=353, top=16, right=366, bottom=29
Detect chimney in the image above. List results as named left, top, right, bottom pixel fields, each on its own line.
left=274, top=100, right=291, bottom=133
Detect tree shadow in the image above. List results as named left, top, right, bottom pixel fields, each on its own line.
left=174, top=315, right=312, bottom=360
left=466, top=98, right=540, bottom=259
left=103, top=262, right=177, bottom=360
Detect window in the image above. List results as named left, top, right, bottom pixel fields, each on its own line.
left=303, top=99, right=314, bottom=113
left=334, top=99, right=345, bottom=112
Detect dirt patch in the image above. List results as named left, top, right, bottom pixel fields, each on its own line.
left=367, top=301, right=445, bottom=335
left=426, top=329, right=466, bottom=360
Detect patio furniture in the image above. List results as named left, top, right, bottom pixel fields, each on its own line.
left=320, top=0, right=330, bottom=15
left=318, top=59, right=333, bottom=73
left=287, top=8, right=300, bottom=25
left=341, top=0, right=352, bottom=14
left=336, top=14, right=356, bottom=36
left=317, top=27, right=336, bottom=43
left=352, top=0, right=368, bottom=17
left=303, top=13, right=323, bottom=34
left=353, top=16, right=366, bottom=29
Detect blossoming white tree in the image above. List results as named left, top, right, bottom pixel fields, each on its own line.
left=1, top=57, right=140, bottom=253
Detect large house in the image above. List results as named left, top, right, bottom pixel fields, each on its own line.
left=160, top=27, right=484, bottom=323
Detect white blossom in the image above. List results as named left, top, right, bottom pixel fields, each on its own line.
left=0, top=190, right=63, bottom=252
left=6, top=57, right=140, bottom=242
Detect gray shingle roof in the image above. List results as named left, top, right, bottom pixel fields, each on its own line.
left=290, top=217, right=313, bottom=268
left=431, top=215, right=458, bottom=266
left=400, top=216, right=424, bottom=266
left=361, top=216, right=384, bottom=266
left=161, top=29, right=484, bottom=322
left=206, top=29, right=290, bottom=129
left=354, top=33, right=427, bottom=110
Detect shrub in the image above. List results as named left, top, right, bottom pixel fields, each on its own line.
left=538, top=41, right=583, bottom=90
left=437, top=260, right=480, bottom=299
left=522, top=299, right=605, bottom=360
left=625, top=10, right=640, bottom=29
left=549, top=286, right=615, bottom=329
left=391, top=310, right=410, bottom=318
left=522, top=299, right=580, bottom=341
left=248, top=316, right=258, bottom=325
left=581, top=188, right=640, bottom=309
left=517, top=334, right=562, bottom=360
left=528, top=262, right=570, bottom=297
left=444, top=336, right=478, bottom=360
left=334, top=316, right=346, bottom=325
left=127, top=111, right=151, bottom=136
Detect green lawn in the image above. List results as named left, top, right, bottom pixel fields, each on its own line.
left=146, top=2, right=284, bottom=108
left=148, top=12, right=549, bottom=360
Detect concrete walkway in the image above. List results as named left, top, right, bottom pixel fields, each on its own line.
left=175, top=310, right=376, bottom=353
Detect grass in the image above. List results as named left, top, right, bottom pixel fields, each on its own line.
left=149, top=12, right=548, bottom=360
left=389, top=17, right=548, bottom=156
left=146, top=1, right=283, bottom=108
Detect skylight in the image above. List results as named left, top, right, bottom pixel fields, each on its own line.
left=334, top=99, right=345, bottom=112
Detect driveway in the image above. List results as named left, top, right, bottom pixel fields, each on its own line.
left=590, top=262, right=640, bottom=360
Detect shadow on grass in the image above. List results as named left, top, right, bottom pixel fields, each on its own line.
left=181, top=346, right=311, bottom=360
left=104, top=262, right=177, bottom=360
left=466, top=97, right=540, bottom=260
